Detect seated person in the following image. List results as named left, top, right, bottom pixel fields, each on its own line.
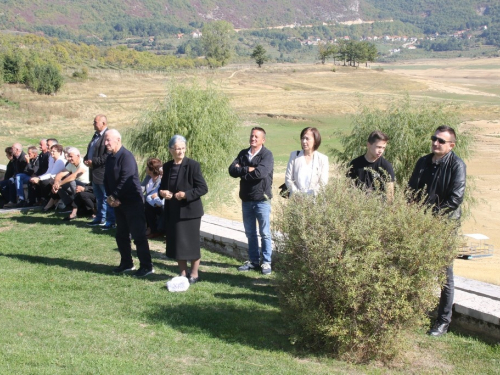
left=51, top=147, right=90, bottom=220
left=30, top=144, right=66, bottom=207
left=3, top=143, right=28, bottom=208
left=0, top=147, right=15, bottom=207
left=15, top=146, right=40, bottom=207
left=142, top=158, right=164, bottom=239
left=73, top=184, right=96, bottom=218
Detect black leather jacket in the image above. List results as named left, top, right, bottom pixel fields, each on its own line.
left=408, top=151, right=466, bottom=220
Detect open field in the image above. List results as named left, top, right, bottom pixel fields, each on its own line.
left=1, top=58, right=500, bottom=284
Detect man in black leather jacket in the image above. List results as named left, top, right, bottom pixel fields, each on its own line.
left=408, top=125, right=466, bottom=337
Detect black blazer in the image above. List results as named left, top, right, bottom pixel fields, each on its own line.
left=160, top=157, right=208, bottom=219
left=84, top=128, right=110, bottom=185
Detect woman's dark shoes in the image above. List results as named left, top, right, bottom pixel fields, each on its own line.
left=63, top=215, right=77, bottom=221
left=188, top=276, right=200, bottom=284
left=42, top=206, right=55, bottom=212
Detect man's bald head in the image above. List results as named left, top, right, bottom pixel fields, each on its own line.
left=12, top=143, right=22, bottom=157
left=104, top=129, right=122, bottom=154
left=93, top=114, right=108, bottom=133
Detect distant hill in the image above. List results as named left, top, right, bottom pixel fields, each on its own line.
left=0, top=0, right=498, bottom=42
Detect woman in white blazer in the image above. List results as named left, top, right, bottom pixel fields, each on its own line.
left=285, top=127, right=329, bottom=196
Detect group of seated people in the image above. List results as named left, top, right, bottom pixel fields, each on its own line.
left=0, top=140, right=165, bottom=238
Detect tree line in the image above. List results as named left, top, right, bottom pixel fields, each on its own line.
left=317, top=40, right=378, bottom=67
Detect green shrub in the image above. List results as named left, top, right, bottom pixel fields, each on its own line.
left=25, top=62, right=64, bottom=94
left=72, top=67, right=89, bottom=79
left=273, top=176, right=461, bottom=362
left=125, top=81, right=239, bottom=203
left=2, top=53, right=27, bottom=84
left=332, top=96, right=473, bottom=185
left=331, top=96, right=475, bottom=216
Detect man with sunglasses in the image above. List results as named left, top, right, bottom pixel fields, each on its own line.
left=408, top=125, right=466, bottom=337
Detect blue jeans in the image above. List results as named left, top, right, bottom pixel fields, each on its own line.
left=15, top=173, right=31, bottom=201
left=242, top=200, right=272, bottom=265
left=93, top=182, right=115, bottom=224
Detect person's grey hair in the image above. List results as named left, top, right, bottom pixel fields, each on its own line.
left=66, top=147, right=80, bottom=156
left=168, top=135, right=187, bottom=149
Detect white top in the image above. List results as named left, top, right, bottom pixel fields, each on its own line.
left=66, top=160, right=90, bottom=184
left=39, top=157, right=67, bottom=181
left=285, top=150, right=329, bottom=195
left=247, top=146, right=262, bottom=162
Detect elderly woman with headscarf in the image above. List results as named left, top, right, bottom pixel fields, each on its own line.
left=159, top=135, right=208, bottom=284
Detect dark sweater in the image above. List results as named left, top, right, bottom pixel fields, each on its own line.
left=104, top=146, right=143, bottom=203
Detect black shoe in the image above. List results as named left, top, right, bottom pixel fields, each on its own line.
left=56, top=204, right=72, bottom=213
left=16, top=200, right=28, bottom=208
left=113, top=264, right=136, bottom=273
left=42, top=206, right=55, bottom=212
left=427, top=321, right=449, bottom=337
left=188, top=276, right=200, bottom=284
left=133, top=267, right=155, bottom=277
left=62, top=215, right=77, bottom=221
left=87, top=219, right=105, bottom=227
left=101, top=223, right=116, bottom=230
left=237, top=261, right=260, bottom=271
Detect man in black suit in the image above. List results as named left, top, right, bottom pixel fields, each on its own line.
left=84, top=115, right=115, bottom=229
left=104, top=129, right=154, bottom=277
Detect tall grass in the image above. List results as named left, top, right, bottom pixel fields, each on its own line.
left=125, top=81, right=239, bottom=205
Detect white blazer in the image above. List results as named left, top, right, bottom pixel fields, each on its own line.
left=285, top=150, right=329, bottom=195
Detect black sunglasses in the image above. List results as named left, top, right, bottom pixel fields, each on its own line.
left=431, top=135, right=453, bottom=145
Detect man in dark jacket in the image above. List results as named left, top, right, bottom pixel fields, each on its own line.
left=15, top=145, right=40, bottom=207
left=229, top=127, right=274, bottom=275
left=3, top=143, right=28, bottom=208
left=0, top=147, right=15, bottom=207
left=408, top=125, right=466, bottom=337
left=84, top=114, right=115, bottom=228
left=104, top=129, right=153, bottom=277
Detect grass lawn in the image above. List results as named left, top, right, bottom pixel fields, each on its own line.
left=0, top=210, right=499, bottom=374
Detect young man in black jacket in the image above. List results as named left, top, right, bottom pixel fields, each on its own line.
left=408, top=125, right=466, bottom=337
left=229, top=127, right=274, bottom=275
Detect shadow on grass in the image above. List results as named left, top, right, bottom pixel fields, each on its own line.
left=0, top=253, right=170, bottom=281
left=3, top=212, right=116, bottom=238
left=145, top=300, right=294, bottom=353
left=214, top=292, right=278, bottom=305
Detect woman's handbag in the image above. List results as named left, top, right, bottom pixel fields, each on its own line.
left=278, top=183, right=290, bottom=198
left=279, top=151, right=300, bottom=198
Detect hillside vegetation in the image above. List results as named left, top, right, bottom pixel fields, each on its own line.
left=0, top=0, right=499, bottom=45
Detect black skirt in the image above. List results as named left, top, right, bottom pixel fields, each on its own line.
left=165, top=198, right=201, bottom=260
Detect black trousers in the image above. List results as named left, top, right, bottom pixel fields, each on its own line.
left=114, top=200, right=152, bottom=270
left=145, top=203, right=164, bottom=233
left=437, top=265, right=454, bottom=324
left=74, top=190, right=96, bottom=215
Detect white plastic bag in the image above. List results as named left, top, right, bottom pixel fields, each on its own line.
left=166, top=276, right=190, bottom=292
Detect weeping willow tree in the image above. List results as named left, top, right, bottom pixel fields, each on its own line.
left=332, top=96, right=476, bottom=217
left=125, top=81, right=239, bottom=204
